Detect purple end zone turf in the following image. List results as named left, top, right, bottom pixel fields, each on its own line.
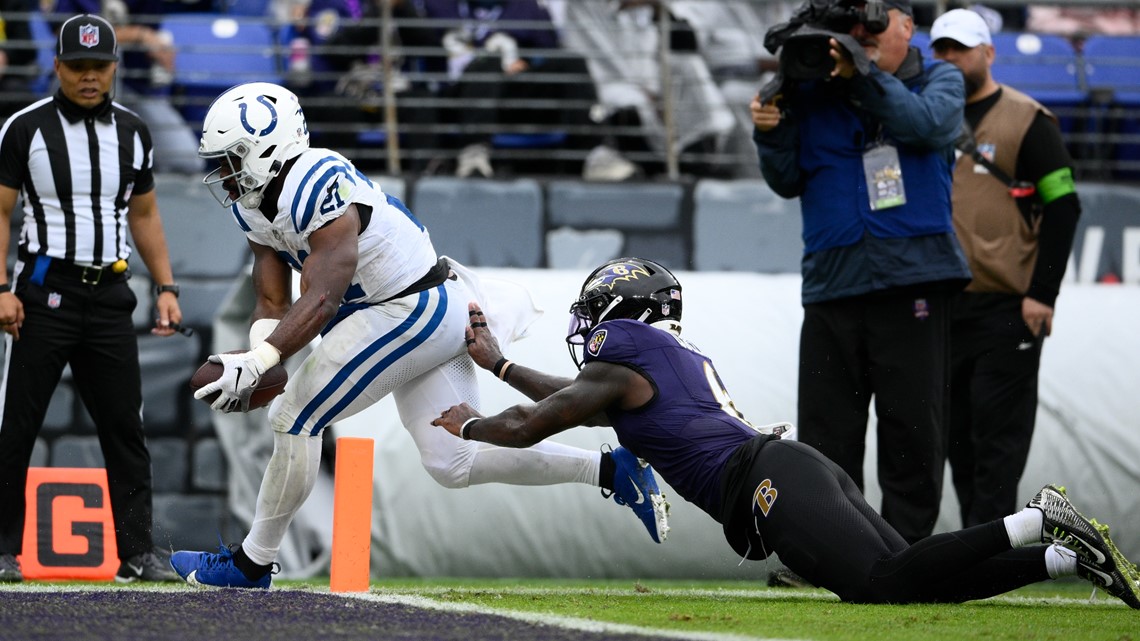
left=0, top=590, right=679, bottom=641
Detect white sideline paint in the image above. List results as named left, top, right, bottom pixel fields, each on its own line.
left=344, top=589, right=807, bottom=641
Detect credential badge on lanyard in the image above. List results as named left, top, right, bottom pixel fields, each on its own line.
left=863, top=144, right=907, bottom=210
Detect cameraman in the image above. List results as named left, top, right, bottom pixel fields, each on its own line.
left=749, top=0, right=970, bottom=543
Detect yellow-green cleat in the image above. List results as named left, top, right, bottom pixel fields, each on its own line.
left=1029, top=484, right=1140, bottom=608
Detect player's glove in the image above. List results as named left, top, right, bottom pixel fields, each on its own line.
left=194, top=342, right=281, bottom=413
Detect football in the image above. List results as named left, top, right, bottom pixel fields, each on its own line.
left=190, top=350, right=289, bottom=410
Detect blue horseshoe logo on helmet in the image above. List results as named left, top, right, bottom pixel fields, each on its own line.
left=238, top=95, right=279, bottom=136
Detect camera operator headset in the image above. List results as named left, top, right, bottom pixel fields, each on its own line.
left=748, top=0, right=972, bottom=544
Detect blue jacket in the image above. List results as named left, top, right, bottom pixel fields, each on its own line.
left=754, top=49, right=972, bottom=304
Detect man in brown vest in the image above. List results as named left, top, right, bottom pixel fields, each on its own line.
left=931, top=9, right=1081, bottom=527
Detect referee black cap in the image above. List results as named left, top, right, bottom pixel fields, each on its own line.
left=57, top=14, right=119, bottom=62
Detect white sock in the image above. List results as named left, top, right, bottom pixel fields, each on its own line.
left=242, top=432, right=323, bottom=566
left=1045, top=543, right=1078, bottom=579
left=1004, top=508, right=1045, bottom=548
left=467, top=441, right=600, bottom=486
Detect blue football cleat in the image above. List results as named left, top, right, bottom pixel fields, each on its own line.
left=170, top=543, right=273, bottom=589
left=607, top=446, right=670, bottom=543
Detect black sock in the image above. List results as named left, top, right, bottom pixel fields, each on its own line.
left=232, top=545, right=273, bottom=581
left=599, top=451, right=616, bottom=492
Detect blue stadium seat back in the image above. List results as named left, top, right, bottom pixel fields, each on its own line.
left=547, top=181, right=683, bottom=229
left=163, top=15, right=282, bottom=123
left=990, top=32, right=1083, bottom=107
left=411, top=178, right=543, bottom=267
left=151, top=174, right=253, bottom=279
left=693, top=179, right=803, bottom=273
left=29, top=11, right=56, bottom=95
left=1082, top=36, right=1140, bottom=106
left=358, top=130, right=388, bottom=146
left=1081, top=37, right=1140, bottom=178
left=491, top=132, right=569, bottom=149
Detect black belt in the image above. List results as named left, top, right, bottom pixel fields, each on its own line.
left=381, top=257, right=453, bottom=304
left=21, top=251, right=129, bottom=287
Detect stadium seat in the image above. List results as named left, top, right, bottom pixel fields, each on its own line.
left=411, top=178, right=543, bottom=267
left=72, top=333, right=201, bottom=436
left=491, top=132, right=569, bottom=149
left=546, top=181, right=688, bottom=269
left=51, top=436, right=104, bottom=467
left=692, top=179, right=803, bottom=273
left=40, top=370, right=76, bottom=437
left=163, top=15, right=282, bottom=125
left=30, top=438, right=49, bottom=468
left=152, top=494, right=233, bottom=551
left=148, top=438, right=189, bottom=493
left=1081, top=36, right=1140, bottom=178
left=151, top=175, right=252, bottom=279
left=1082, top=36, right=1140, bottom=106
left=546, top=228, right=624, bottom=270
left=990, top=33, right=1083, bottom=107
left=192, top=438, right=228, bottom=492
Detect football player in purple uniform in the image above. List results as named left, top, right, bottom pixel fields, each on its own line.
left=434, top=257, right=1139, bottom=607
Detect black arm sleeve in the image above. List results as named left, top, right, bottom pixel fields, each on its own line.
left=1018, top=112, right=1080, bottom=307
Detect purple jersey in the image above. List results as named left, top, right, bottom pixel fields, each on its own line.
left=582, top=319, right=760, bottom=520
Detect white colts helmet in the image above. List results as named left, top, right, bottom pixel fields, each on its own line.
left=199, top=82, right=310, bottom=208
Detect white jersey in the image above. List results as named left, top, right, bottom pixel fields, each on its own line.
left=229, top=148, right=437, bottom=303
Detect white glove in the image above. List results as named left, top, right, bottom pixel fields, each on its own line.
left=194, top=342, right=281, bottom=413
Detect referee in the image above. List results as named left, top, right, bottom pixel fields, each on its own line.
left=0, top=14, right=181, bottom=583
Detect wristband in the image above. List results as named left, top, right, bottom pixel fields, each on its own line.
left=0, top=283, right=10, bottom=294
left=460, top=417, right=479, bottom=440
left=492, top=358, right=514, bottom=381
left=251, top=341, right=282, bottom=370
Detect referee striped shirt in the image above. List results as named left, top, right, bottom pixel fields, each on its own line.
left=0, top=91, right=156, bottom=267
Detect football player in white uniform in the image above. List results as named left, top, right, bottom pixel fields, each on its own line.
left=170, top=83, right=669, bottom=589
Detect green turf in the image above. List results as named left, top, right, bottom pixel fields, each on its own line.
left=6, top=577, right=1135, bottom=640
left=344, top=577, right=1138, bottom=641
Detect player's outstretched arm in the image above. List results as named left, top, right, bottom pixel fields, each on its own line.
left=433, top=360, right=646, bottom=446
left=465, top=302, right=576, bottom=403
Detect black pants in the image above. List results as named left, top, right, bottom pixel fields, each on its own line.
left=724, top=439, right=1048, bottom=603
left=949, top=292, right=1043, bottom=527
left=0, top=269, right=154, bottom=560
left=797, top=288, right=952, bottom=543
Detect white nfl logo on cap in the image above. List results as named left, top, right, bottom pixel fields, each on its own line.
left=79, top=24, right=100, bottom=48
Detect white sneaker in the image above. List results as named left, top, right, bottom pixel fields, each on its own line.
left=456, top=143, right=494, bottom=178
left=583, top=145, right=639, bottom=182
